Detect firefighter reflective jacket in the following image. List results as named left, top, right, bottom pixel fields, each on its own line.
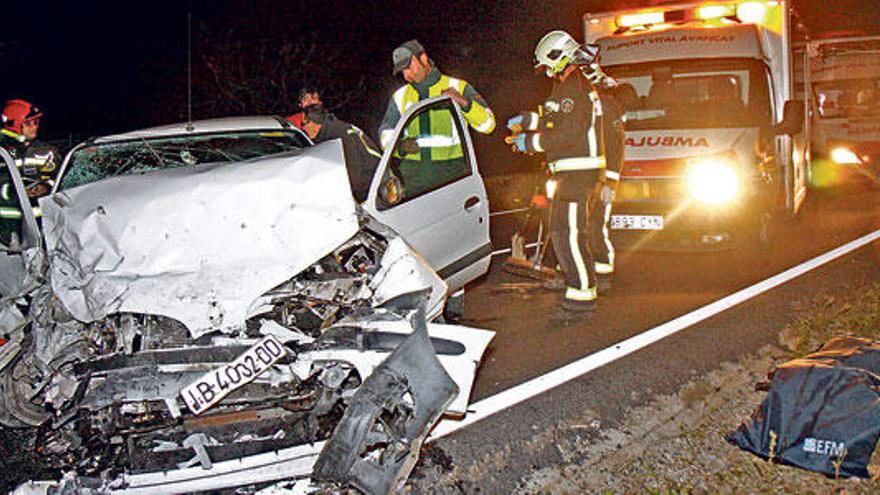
left=0, top=129, right=58, bottom=183
left=378, top=65, right=495, bottom=158
left=0, top=130, right=58, bottom=225
left=521, top=68, right=606, bottom=167
left=520, top=68, right=607, bottom=201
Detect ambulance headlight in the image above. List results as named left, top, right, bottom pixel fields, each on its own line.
left=686, top=156, right=740, bottom=205
left=831, top=147, right=862, bottom=165
left=736, top=2, right=768, bottom=24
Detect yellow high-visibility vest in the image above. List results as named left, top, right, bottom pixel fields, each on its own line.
left=382, top=75, right=494, bottom=161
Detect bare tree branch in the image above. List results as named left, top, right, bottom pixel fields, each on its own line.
left=193, top=25, right=364, bottom=118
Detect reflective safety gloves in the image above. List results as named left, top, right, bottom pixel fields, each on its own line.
left=504, top=131, right=544, bottom=154
left=505, top=111, right=543, bottom=154
left=506, top=111, right=540, bottom=134
left=505, top=133, right=528, bottom=153
left=506, top=115, right=524, bottom=134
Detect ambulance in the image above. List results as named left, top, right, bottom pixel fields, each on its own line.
left=808, top=35, right=880, bottom=188
left=584, top=0, right=810, bottom=249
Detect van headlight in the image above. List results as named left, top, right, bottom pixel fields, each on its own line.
left=831, top=147, right=861, bottom=165
left=686, top=155, right=740, bottom=205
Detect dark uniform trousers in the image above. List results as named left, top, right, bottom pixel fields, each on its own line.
left=549, top=170, right=601, bottom=305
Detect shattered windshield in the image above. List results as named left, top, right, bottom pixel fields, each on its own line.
left=60, top=129, right=310, bottom=190
left=604, top=58, right=772, bottom=131
left=814, top=78, right=880, bottom=119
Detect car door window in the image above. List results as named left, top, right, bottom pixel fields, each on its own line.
left=377, top=101, right=472, bottom=210
left=0, top=166, right=24, bottom=248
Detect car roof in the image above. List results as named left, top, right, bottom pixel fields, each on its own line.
left=92, top=116, right=297, bottom=144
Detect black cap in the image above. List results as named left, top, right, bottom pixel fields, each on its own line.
left=392, top=39, right=425, bottom=74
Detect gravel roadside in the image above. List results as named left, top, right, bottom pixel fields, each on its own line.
left=411, top=283, right=880, bottom=493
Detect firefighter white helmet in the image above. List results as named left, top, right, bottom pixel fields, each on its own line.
left=535, top=31, right=600, bottom=79
left=534, top=31, right=581, bottom=77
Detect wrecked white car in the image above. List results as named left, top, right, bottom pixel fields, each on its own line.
left=0, top=98, right=493, bottom=494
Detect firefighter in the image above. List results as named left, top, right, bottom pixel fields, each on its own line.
left=300, top=104, right=381, bottom=203
left=0, top=99, right=58, bottom=199
left=506, top=31, right=608, bottom=318
left=378, top=39, right=495, bottom=150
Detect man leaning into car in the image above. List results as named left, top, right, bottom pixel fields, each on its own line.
left=301, top=104, right=382, bottom=203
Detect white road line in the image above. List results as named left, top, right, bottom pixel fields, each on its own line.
left=430, top=228, right=880, bottom=440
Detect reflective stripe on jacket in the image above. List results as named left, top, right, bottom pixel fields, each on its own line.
left=0, top=132, right=58, bottom=180
left=548, top=156, right=606, bottom=173
left=1, top=129, right=24, bottom=143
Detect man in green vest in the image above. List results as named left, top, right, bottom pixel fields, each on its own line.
left=378, top=39, right=495, bottom=196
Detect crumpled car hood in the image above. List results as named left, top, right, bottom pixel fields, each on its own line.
left=41, top=141, right=359, bottom=335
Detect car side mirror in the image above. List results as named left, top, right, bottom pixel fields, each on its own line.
left=378, top=175, right=403, bottom=208
left=774, top=100, right=805, bottom=136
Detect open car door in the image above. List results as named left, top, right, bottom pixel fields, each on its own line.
left=363, top=96, right=491, bottom=293
left=0, top=148, right=43, bottom=298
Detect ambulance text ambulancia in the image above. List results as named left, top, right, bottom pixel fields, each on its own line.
left=584, top=0, right=810, bottom=249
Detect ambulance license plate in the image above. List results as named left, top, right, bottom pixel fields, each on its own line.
left=180, top=336, right=287, bottom=415
left=610, top=214, right=664, bottom=230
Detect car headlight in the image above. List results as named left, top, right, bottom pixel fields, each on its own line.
left=686, top=156, right=740, bottom=205
left=830, top=147, right=861, bottom=165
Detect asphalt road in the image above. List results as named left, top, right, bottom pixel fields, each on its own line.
left=409, top=182, right=880, bottom=491
left=465, top=184, right=880, bottom=401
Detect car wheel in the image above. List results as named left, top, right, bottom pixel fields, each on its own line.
left=0, top=356, right=51, bottom=427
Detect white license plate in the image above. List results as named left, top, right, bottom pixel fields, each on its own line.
left=610, top=214, right=664, bottom=230
left=180, top=336, right=288, bottom=415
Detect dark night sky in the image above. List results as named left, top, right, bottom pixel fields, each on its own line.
left=2, top=0, right=879, bottom=165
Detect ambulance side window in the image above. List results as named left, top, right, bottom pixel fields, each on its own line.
left=377, top=101, right=472, bottom=210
